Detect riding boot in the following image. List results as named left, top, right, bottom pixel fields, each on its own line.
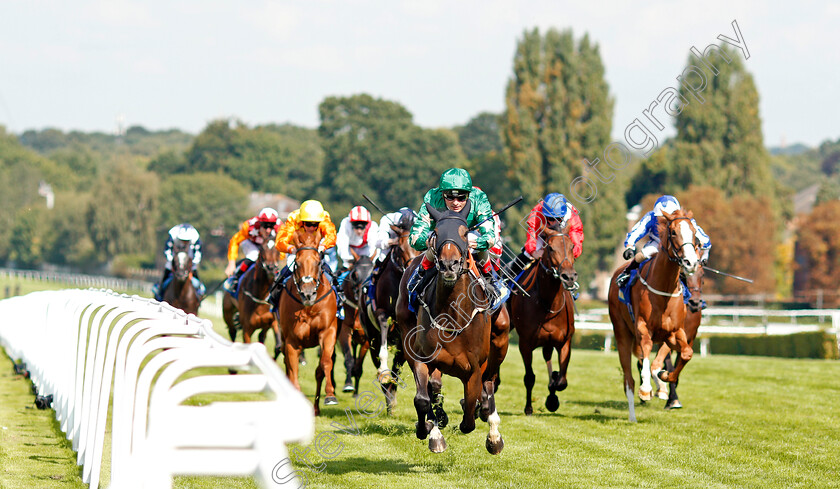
left=616, top=259, right=640, bottom=288
left=479, top=265, right=501, bottom=306
left=268, top=266, right=292, bottom=311
left=323, top=261, right=346, bottom=306
left=224, top=260, right=252, bottom=294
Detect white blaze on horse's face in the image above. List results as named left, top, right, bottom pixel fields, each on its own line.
left=677, top=220, right=698, bottom=276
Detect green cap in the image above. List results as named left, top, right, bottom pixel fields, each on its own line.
left=438, top=168, right=472, bottom=192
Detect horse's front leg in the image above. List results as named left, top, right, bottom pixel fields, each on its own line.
left=636, top=318, right=654, bottom=401
left=483, top=378, right=503, bottom=455
left=652, top=342, right=671, bottom=400
left=412, top=361, right=433, bottom=441
left=320, top=320, right=338, bottom=406
left=460, top=366, right=482, bottom=435
left=660, top=327, right=692, bottom=383
left=376, top=310, right=391, bottom=378
left=338, top=319, right=354, bottom=392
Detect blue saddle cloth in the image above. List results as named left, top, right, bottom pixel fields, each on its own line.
left=226, top=263, right=255, bottom=300
left=618, top=260, right=693, bottom=307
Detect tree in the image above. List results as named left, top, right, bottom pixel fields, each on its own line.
left=318, top=94, right=466, bottom=215
left=795, top=200, right=840, bottom=306
left=501, top=28, right=622, bottom=283
left=157, top=172, right=249, bottom=263
left=86, top=163, right=159, bottom=260
left=458, top=112, right=503, bottom=161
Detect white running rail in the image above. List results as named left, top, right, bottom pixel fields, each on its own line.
left=0, top=289, right=313, bottom=489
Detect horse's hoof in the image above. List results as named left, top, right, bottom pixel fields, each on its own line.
left=227, top=368, right=238, bottom=375
left=657, top=370, right=670, bottom=382
left=343, top=382, right=354, bottom=393
left=486, top=434, right=504, bottom=455
left=428, top=426, right=447, bottom=453
left=665, top=400, right=682, bottom=410
left=377, top=370, right=393, bottom=385
left=524, top=405, right=533, bottom=416
left=639, top=390, right=652, bottom=402
left=324, top=396, right=338, bottom=406
left=657, top=389, right=669, bottom=400
left=415, top=420, right=433, bottom=439
left=545, top=393, right=560, bottom=412
left=459, top=420, right=476, bottom=434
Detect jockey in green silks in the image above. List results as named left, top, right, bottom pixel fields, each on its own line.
left=406, top=167, right=500, bottom=307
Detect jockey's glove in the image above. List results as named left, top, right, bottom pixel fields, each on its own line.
left=623, top=247, right=635, bottom=260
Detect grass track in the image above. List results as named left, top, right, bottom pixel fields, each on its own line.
left=1, top=288, right=839, bottom=488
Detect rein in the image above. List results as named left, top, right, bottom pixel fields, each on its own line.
left=419, top=247, right=486, bottom=335
left=283, top=246, right=334, bottom=306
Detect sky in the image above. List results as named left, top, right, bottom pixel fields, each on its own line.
left=0, top=0, right=837, bottom=148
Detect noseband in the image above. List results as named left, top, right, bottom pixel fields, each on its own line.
left=291, top=246, right=323, bottom=297
left=540, top=233, right=573, bottom=281
left=665, top=217, right=698, bottom=265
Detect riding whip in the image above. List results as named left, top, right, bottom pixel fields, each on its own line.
left=468, top=196, right=523, bottom=231
left=704, top=266, right=754, bottom=284
left=363, top=194, right=419, bottom=226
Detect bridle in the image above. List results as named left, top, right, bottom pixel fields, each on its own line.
left=259, top=244, right=281, bottom=278
left=664, top=217, right=699, bottom=267
left=540, top=233, right=573, bottom=282
left=388, top=230, right=412, bottom=274
left=290, top=246, right=323, bottom=299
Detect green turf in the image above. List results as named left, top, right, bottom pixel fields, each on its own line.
left=1, top=283, right=839, bottom=488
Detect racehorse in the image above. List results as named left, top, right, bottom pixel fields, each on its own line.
left=395, top=202, right=505, bottom=454
left=355, top=222, right=419, bottom=410
left=337, top=251, right=375, bottom=395
left=509, top=224, right=578, bottom=415
left=608, top=208, right=700, bottom=422
left=275, top=228, right=339, bottom=415
left=222, top=239, right=283, bottom=359
left=650, top=262, right=705, bottom=409
left=162, top=240, right=200, bottom=316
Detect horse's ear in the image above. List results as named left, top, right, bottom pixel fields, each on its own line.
left=661, top=209, right=675, bottom=221
left=293, top=229, right=303, bottom=249
left=685, top=209, right=694, bottom=220
left=459, top=200, right=471, bottom=219
left=426, top=202, right=443, bottom=222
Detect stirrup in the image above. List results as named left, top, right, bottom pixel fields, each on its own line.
left=616, top=273, right=629, bottom=288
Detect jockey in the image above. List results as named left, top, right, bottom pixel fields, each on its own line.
left=504, top=193, right=583, bottom=289
left=407, top=168, right=499, bottom=302
left=153, top=223, right=203, bottom=300
left=268, top=200, right=341, bottom=310
left=373, top=207, right=416, bottom=259
left=336, top=205, right=380, bottom=272
left=223, top=207, right=280, bottom=293
left=616, top=195, right=711, bottom=288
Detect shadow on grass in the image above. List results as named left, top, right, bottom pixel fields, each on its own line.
left=566, top=399, right=628, bottom=410
left=321, top=457, right=447, bottom=476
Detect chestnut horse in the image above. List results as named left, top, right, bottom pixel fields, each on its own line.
left=650, top=262, right=705, bottom=409
left=275, top=228, right=338, bottom=415
left=337, top=252, right=375, bottom=395
left=222, top=239, right=284, bottom=358
left=162, top=240, right=199, bottom=315
left=395, top=202, right=505, bottom=454
left=608, top=209, right=700, bottom=422
left=510, top=225, right=578, bottom=415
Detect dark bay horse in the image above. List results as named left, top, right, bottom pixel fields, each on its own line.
left=395, top=202, right=504, bottom=454
left=337, top=252, right=375, bottom=395
left=162, top=240, right=200, bottom=315
left=608, top=209, right=700, bottom=422
left=651, top=262, right=705, bottom=409
left=275, top=228, right=338, bottom=416
left=355, top=223, right=418, bottom=410
left=510, top=225, right=578, bottom=415
left=223, top=239, right=283, bottom=358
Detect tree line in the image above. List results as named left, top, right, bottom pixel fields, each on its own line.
left=1, top=27, right=838, bottom=300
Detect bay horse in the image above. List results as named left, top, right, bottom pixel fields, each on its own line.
left=275, top=228, right=338, bottom=415
left=222, top=239, right=284, bottom=359
left=337, top=251, right=375, bottom=395
left=510, top=225, right=578, bottom=415
left=395, top=202, right=504, bottom=454
left=650, top=262, right=705, bottom=409
left=608, top=208, right=700, bottom=422
left=162, top=240, right=200, bottom=316
left=355, top=222, right=419, bottom=410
